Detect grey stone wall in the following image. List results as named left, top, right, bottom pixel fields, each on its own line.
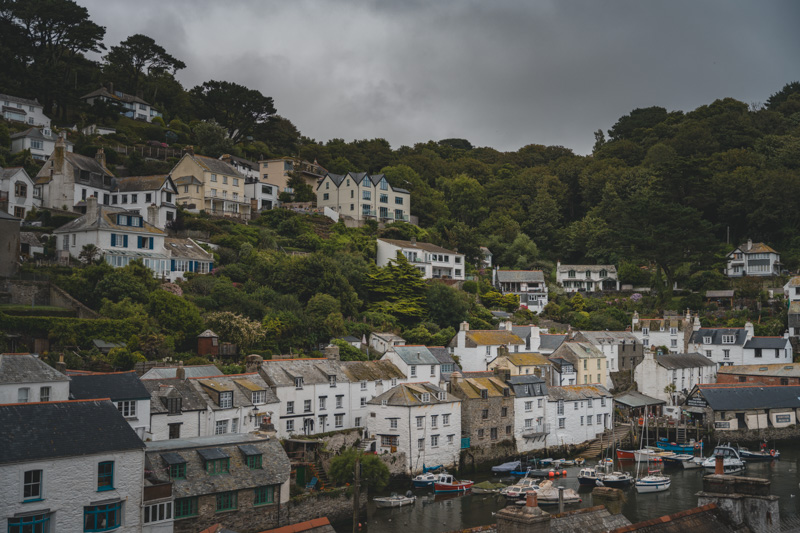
left=460, top=440, right=518, bottom=473
left=0, top=280, right=50, bottom=306
left=173, top=494, right=283, bottom=533
left=285, top=488, right=367, bottom=526
left=711, top=425, right=800, bottom=446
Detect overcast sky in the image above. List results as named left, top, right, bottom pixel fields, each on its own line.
left=77, top=0, right=799, bottom=155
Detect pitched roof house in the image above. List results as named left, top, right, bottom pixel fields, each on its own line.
left=376, top=238, right=465, bottom=280
left=0, top=352, right=70, bottom=404
left=549, top=341, right=609, bottom=387
left=110, top=175, right=177, bottom=229
left=494, top=269, right=549, bottom=312
left=449, top=321, right=525, bottom=372
left=170, top=149, right=250, bottom=219
left=556, top=261, right=619, bottom=292
left=81, top=84, right=162, bottom=122
left=0, top=166, right=39, bottom=219
left=69, top=371, right=152, bottom=439
left=317, top=172, right=410, bottom=225
left=725, top=239, right=780, bottom=277
left=10, top=126, right=73, bottom=161
left=0, top=92, right=50, bottom=127
left=35, top=138, right=114, bottom=212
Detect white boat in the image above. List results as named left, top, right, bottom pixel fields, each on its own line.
left=374, top=493, right=417, bottom=508
left=681, top=457, right=705, bottom=470
left=501, top=477, right=540, bottom=500
left=635, top=472, right=671, bottom=493
left=702, top=444, right=747, bottom=475
left=411, top=471, right=445, bottom=487
left=633, top=448, right=671, bottom=463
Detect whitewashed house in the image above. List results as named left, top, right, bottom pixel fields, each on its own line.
left=142, top=377, right=209, bottom=441
left=448, top=321, right=525, bottom=372
left=369, top=332, right=406, bottom=355
left=255, top=356, right=352, bottom=438
left=81, top=85, right=162, bottom=122
left=508, top=375, right=549, bottom=453
left=742, top=336, right=793, bottom=365
left=10, top=127, right=73, bottom=161
left=688, top=325, right=751, bottom=367
left=631, top=311, right=695, bottom=353
left=546, top=385, right=612, bottom=446
left=164, top=237, right=215, bottom=280
left=376, top=238, right=465, bottom=280
left=317, top=172, right=411, bottom=224
left=82, top=124, right=117, bottom=136
left=548, top=358, right=577, bottom=386
left=556, top=262, right=619, bottom=292
left=341, top=360, right=407, bottom=429
left=35, top=139, right=113, bottom=212
left=493, top=269, right=549, bottom=312
left=785, top=277, right=800, bottom=303
left=0, top=400, right=145, bottom=532
left=0, top=167, right=39, bottom=220
left=366, top=382, right=461, bottom=474
left=0, top=353, right=70, bottom=404
left=381, top=345, right=441, bottom=386
left=111, top=175, right=177, bottom=229
left=69, top=371, right=152, bottom=440
left=634, top=351, right=717, bottom=404
left=725, top=240, right=780, bottom=277
left=245, top=178, right=280, bottom=212
left=1, top=93, right=50, bottom=127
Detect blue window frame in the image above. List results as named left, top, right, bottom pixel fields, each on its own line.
left=9, top=513, right=50, bottom=532
left=84, top=502, right=121, bottom=531
left=97, top=461, right=114, bottom=491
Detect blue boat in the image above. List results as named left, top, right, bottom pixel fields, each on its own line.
left=492, top=460, right=521, bottom=474
left=655, top=437, right=702, bottom=454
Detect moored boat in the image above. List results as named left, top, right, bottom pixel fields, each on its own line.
left=616, top=449, right=636, bottom=461
left=535, top=480, right=582, bottom=505
left=412, top=471, right=444, bottom=488
left=702, top=444, right=746, bottom=474
left=472, top=481, right=507, bottom=494
left=655, top=437, right=703, bottom=454
left=738, top=446, right=780, bottom=461
left=434, top=473, right=474, bottom=493
left=501, top=473, right=540, bottom=500
left=661, top=453, right=692, bottom=468
left=374, top=493, right=417, bottom=508
left=635, top=471, right=671, bottom=493
left=492, top=460, right=522, bottom=474
left=681, top=457, right=704, bottom=470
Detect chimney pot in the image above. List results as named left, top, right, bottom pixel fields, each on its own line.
left=147, top=204, right=158, bottom=227
left=176, top=362, right=186, bottom=380
left=715, top=454, right=724, bottom=475
left=95, top=147, right=106, bottom=168
left=86, top=196, right=99, bottom=221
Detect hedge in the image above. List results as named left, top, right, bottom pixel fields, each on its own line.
left=0, top=313, right=138, bottom=345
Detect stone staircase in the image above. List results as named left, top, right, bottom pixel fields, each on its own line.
left=310, top=459, right=330, bottom=490
left=581, top=424, right=629, bottom=459
left=357, top=438, right=375, bottom=453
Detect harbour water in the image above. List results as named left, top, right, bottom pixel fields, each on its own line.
left=337, top=445, right=800, bottom=532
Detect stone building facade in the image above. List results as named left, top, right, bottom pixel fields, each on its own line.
left=450, top=371, right=516, bottom=449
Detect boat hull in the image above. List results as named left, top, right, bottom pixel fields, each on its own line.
left=434, top=481, right=474, bottom=493
left=412, top=479, right=434, bottom=488
left=600, top=477, right=633, bottom=489
left=616, top=450, right=636, bottom=461
left=374, top=496, right=416, bottom=508
left=739, top=450, right=780, bottom=462
left=635, top=479, right=670, bottom=493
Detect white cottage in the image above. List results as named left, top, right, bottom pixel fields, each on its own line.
left=0, top=93, right=50, bottom=127
left=0, top=353, right=70, bottom=404
left=556, top=262, right=619, bottom=293
left=0, top=167, right=39, bottom=219
left=493, top=269, right=549, bottom=312
left=381, top=345, right=441, bottom=386
left=376, top=238, right=465, bottom=280
left=111, top=175, right=177, bottom=229
left=688, top=325, right=752, bottom=368
left=366, top=382, right=461, bottom=474
left=634, top=351, right=717, bottom=404
left=725, top=240, right=780, bottom=277
left=69, top=371, right=152, bottom=440
left=341, top=360, right=407, bottom=429
left=10, top=127, right=73, bottom=161
left=546, top=385, right=613, bottom=446
left=448, top=322, right=525, bottom=372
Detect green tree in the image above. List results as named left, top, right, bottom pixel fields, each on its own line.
left=205, top=311, right=264, bottom=350
left=104, top=34, right=185, bottom=94
left=148, top=290, right=203, bottom=343
left=78, top=243, right=100, bottom=264
left=191, top=80, right=276, bottom=142
left=192, top=120, right=233, bottom=156
left=364, top=253, right=427, bottom=325
left=328, top=449, right=389, bottom=492
left=426, top=282, right=472, bottom=328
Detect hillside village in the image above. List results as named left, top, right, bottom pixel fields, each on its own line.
left=2, top=2, right=800, bottom=532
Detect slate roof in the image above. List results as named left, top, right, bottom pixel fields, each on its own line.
left=19, top=232, right=43, bottom=248
left=36, top=151, right=113, bottom=184
left=388, top=345, right=440, bottom=365
left=81, top=86, right=151, bottom=105
left=378, top=238, right=460, bottom=255
left=550, top=341, right=606, bottom=362
left=692, top=384, right=800, bottom=411
left=259, top=359, right=350, bottom=388
left=575, top=331, right=638, bottom=345
left=496, top=270, right=545, bottom=283
left=552, top=505, right=632, bottom=533
left=507, top=375, right=547, bottom=397
left=548, top=357, right=574, bottom=373
left=0, top=399, right=144, bottom=464
left=340, top=360, right=406, bottom=381
left=494, top=352, right=551, bottom=367
left=0, top=210, right=21, bottom=220
left=655, top=353, right=716, bottom=370
left=140, top=365, right=221, bottom=380
left=69, top=371, right=150, bottom=401
left=743, top=337, right=790, bottom=350
left=460, top=330, right=524, bottom=347
left=689, top=328, right=748, bottom=346
left=614, top=390, right=666, bottom=408
left=221, top=154, right=257, bottom=168
left=367, top=382, right=454, bottom=407
left=10, top=127, right=66, bottom=143
left=539, top=334, right=567, bottom=351
left=184, top=153, right=242, bottom=177
left=165, top=237, right=213, bottom=261
left=451, top=373, right=512, bottom=399
left=717, top=363, right=800, bottom=378
left=145, top=434, right=290, bottom=498
left=734, top=241, right=778, bottom=255
left=557, top=264, right=617, bottom=274
left=0, top=93, right=41, bottom=107
left=142, top=378, right=209, bottom=413
left=0, top=353, right=70, bottom=384
left=112, top=175, right=171, bottom=192
left=609, top=503, right=736, bottom=533
left=427, top=346, right=457, bottom=366
left=548, top=384, right=611, bottom=401
left=190, top=373, right=278, bottom=410
left=53, top=204, right=165, bottom=235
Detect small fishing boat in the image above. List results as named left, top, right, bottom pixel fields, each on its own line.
left=412, top=471, right=445, bottom=488
left=501, top=472, right=540, bottom=500
left=535, top=480, right=582, bottom=505
left=434, top=473, right=474, bottom=493
left=633, top=448, right=670, bottom=463
left=492, top=460, right=522, bottom=474
left=635, top=470, right=671, bottom=493
left=702, top=444, right=746, bottom=474
left=374, top=493, right=416, bottom=508
left=598, top=470, right=634, bottom=489
left=661, top=453, right=692, bottom=467
left=574, top=457, right=586, bottom=465
left=738, top=446, right=780, bottom=461
left=655, top=437, right=703, bottom=454
left=577, top=467, right=602, bottom=486
left=560, top=459, right=576, bottom=466
left=616, top=449, right=636, bottom=461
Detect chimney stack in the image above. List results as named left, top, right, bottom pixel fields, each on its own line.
left=410, top=236, right=416, bottom=245
left=55, top=354, right=67, bottom=375
left=184, top=145, right=195, bottom=156
left=715, top=454, right=724, bottom=475
left=246, top=354, right=263, bottom=374
left=95, top=147, right=106, bottom=169
left=53, top=134, right=66, bottom=174
left=176, top=361, right=186, bottom=380
left=747, top=238, right=753, bottom=251
left=221, top=154, right=232, bottom=164
left=460, top=321, right=470, bottom=332
left=324, top=344, right=340, bottom=361
left=86, top=195, right=99, bottom=221
left=147, top=204, right=158, bottom=227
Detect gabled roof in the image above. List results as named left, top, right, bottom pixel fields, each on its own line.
left=496, top=270, right=545, bottom=283
left=557, top=264, right=616, bottom=274
left=743, top=337, right=790, bottom=350
left=654, top=353, right=716, bottom=370
left=494, top=352, right=551, bottom=367
left=340, top=360, right=405, bottom=381
left=0, top=353, right=70, bottom=384
left=633, top=316, right=689, bottom=332
left=0, top=93, right=41, bottom=107
left=80, top=86, right=151, bottom=106
left=717, top=363, right=800, bottom=378
left=180, top=153, right=242, bottom=178
left=427, top=346, right=456, bottom=366
left=548, top=384, right=611, bottom=401
left=9, top=127, right=65, bottom=143
left=113, top=175, right=173, bottom=192
left=387, top=345, right=439, bottom=365
left=377, top=238, right=460, bottom=256
left=69, top=371, right=150, bottom=401
left=575, top=331, right=638, bottom=344
left=690, top=384, right=800, bottom=411
left=367, top=382, right=454, bottom=407
left=53, top=205, right=165, bottom=235
left=460, top=330, right=524, bottom=347
left=614, top=390, right=666, bottom=408
left=189, top=373, right=278, bottom=410
left=689, top=328, right=747, bottom=346
left=142, top=378, right=210, bottom=413
left=165, top=237, right=213, bottom=261
left=539, top=333, right=567, bottom=351
left=140, top=364, right=220, bottom=380
left=451, top=374, right=512, bottom=399
left=0, top=400, right=144, bottom=464
left=732, top=241, right=778, bottom=255
left=19, top=232, right=43, bottom=248
left=507, top=375, right=547, bottom=398
left=550, top=341, right=606, bottom=362
left=259, top=359, right=349, bottom=388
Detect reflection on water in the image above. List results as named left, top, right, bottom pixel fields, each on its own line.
left=335, top=446, right=800, bottom=533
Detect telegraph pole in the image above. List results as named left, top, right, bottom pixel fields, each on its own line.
left=352, top=453, right=361, bottom=533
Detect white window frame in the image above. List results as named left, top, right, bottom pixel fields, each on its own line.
left=117, top=400, right=136, bottom=418
left=219, top=391, right=233, bottom=409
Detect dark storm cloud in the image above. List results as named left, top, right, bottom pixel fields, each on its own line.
left=79, top=0, right=800, bottom=154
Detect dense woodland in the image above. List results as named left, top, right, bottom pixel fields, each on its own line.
left=0, top=0, right=797, bottom=370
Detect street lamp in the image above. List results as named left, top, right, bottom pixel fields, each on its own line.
left=248, top=405, right=259, bottom=423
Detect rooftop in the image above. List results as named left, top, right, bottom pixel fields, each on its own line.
left=140, top=364, right=221, bottom=380
left=0, top=353, right=70, bottom=385
left=340, top=360, right=405, bottom=381
left=717, top=363, right=800, bottom=377
left=378, top=238, right=461, bottom=256
left=495, top=270, right=545, bottom=283
left=654, top=352, right=717, bottom=370
left=69, top=371, right=150, bottom=401
left=691, top=384, right=800, bottom=411
left=112, top=175, right=171, bottom=192
left=368, top=382, right=454, bottom=407
left=548, top=384, right=611, bottom=401
left=388, top=345, right=440, bottom=365
left=614, top=390, right=666, bottom=408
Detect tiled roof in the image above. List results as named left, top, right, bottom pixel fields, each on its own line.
left=340, top=360, right=405, bottom=381
left=496, top=270, right=545, bottom=283
left=53, top=205, right=165, bottom=235
left=548, top=384, right=611, bottom=401
left=743, top=337, right=790, bottom=350
left=0, top=353, right=70, bottom=384
left=692, top=384, right=800, bottom=410
left=113, top=175, right=170, bottom=192
left=142, top=378, right=209, bottom=413
left=465, top=330, right=524, bottom=347
left=0, top=400, right=144, bottom=464
left=378, top=238, right=460, bottom=255
left=655, top=353, right=716, bottom=370
left=498, top=352, right=551, bottom=367
left=389, top=345, right=439, bottom=365
left=452, top=375, right=511, bottom=399
left=140, top=365, right=220, bottom=380
left=259, top=359, right=349, bottom=388
left=367, top=382, right=454, bottom=407
left=69, top=371, right=150, bottom=401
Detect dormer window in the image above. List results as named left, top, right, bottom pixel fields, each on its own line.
left=599, top=269, right=607, bottom=278
left=438, top=392, right=447, bottom=401
left=117, top=214, right=128, bottom=225
left=481, top=389, right=488, bottom=400
left=703, top=336, right=712, bottom=344
left=381, top=399, right=388, bottom=406
left=722, top=335, right=735, bottom=344
left=252, top=391, right=265, bottom=404
left=329, top=375, right=337, bottom=387
left=421, top=393, right=430, bottom=402
left=219, top=391, right=232, bottom=409
left=295, top=377, right=303, bottom=389
left=166, top=397, right=182, bottom=414
left=568, top=270, right=575, bottom=278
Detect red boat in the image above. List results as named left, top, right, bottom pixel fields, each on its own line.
left=434, top=473, right=474, bottom=493
left=616, top=449, right=636, bottom=461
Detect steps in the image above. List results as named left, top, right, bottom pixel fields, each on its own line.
left=358, top=438, right=375, bottom=453
left=310, top=459, right=330, bottom=490
left=581, top=424, right=629, bottom=459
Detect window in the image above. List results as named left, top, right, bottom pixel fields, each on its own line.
left=233, top=178, right=239, bottom=187
left=23, top=469, right=43, bottom=501
left=381, top=435, right=399, bottom=447
left=170, top=463, right=186, bottom=479
left=335, top=414, right=343, bottom=427
left=211, top=174, right=218, bottom=182
left=319, top=397, right=327, bottom=410
left=231, top=418, right=239, bottom=433
left=222, top=176, right=228, bottom=184
left=18, top=387, right=29, bottom=403
left=558, top=418, right=565, bottom=429
left=587, top=415, right=593, bottom=425
left=254, top=485, right=275, bottom=506
left=247, top=454, right=263, bottom=470
left=116, top=400, right=136, bottom=418
left=478, top=429, right=485, bottom=438
left=601, top=397, right=606, bottom=407
left=380, top=193, right=388, bottom=203
left=410, top=365, right=417, bottom=377
left=538, top=398, right=543, bottom=408
left=174, top=497, right=197, bottom=519
left=323, top=193, right=329, bottom=200
left=286, top=419, right=294, bottom=432
left=361, top=381, right=368, bottom=390
left=252, top=391, right=266, bottom=404
left=723, top=349, right=730, bottom=359
left=574, top=402, right=579, bottom=410
left=671, top=339, right=678, bottom=348
left=121, top=194, right=128, bottom=204
left=336, top=396, right=343, bottom=409
left=97, top=461, right=114, bottom=491
left=418, top=438, right=425, bottom=450
left=206, top=458, right=230, bottom=475
left=755, top=348, right=762, bottom=358
left=211, top=188, right=217, bottom=197
left=304, top=399, right=312, bottom=412
left=363, top=190, right=371, bottom=200
left=525, top=400, right=534, bottom=412
left=481, top=409, right=489, bottom=419
left=295, top=377, right=303, bottom=389
left=670, top=327, right=677, bottom=335
left=380, top=179, right=388, bottom=190
left=216, top=491, right=237, bottom=512
left=144, top=501, right=172, bottom=524
left=501, top=407, right=508, bottom=418
left=430, top=365, right=436, bottom=377
left=9, top=513, right=51, bottom=533
left=31, top=140, right=43, bottom=150
left=481, top=389, right=489, bottom=400
left=557, top=400, right=564, bottom=415
left=581, top=416, right=584, bottom=425
left=722, top=335, right=735, bottom=344
left=219, top=391, right=233, bottom=409
left=355, top=416, right=362, bottom=426
left=417, top=416, right=425, bottom=428
left=490, top=427, right=498, bottom=440
left=329, top=375, right=337, bottom=387
left=642, top=327, right=649, bottom=336
left=389, top=418, right=398, bottom=429
left=391, top=378, right=398, bottom=387
left=14, top=181, right=27, bottom=197
left=215, top=420, right=228, bottom=435
left=84, top=502, right=121, bottom=531
left=431, top=414, right=438, bottom=427
left=431, top=435, right=439, bottom=447
left=360, top=397, right=367, bottom=407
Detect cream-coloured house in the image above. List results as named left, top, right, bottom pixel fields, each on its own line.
left=317, top=172, right=410, bottom=224
left=170, top=148, right=250, bottom=219
left=258, top=158, right=327, bottom=195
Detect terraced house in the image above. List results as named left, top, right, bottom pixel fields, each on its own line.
left=449, top=371, right=516, bottom=452
left=449, top=321, right=525, bottom=372
left=546, top=385, right=613, bottom=446
left=316, top=172, right=410, bottom=224
left=549, top=341, right=610, bottom=388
